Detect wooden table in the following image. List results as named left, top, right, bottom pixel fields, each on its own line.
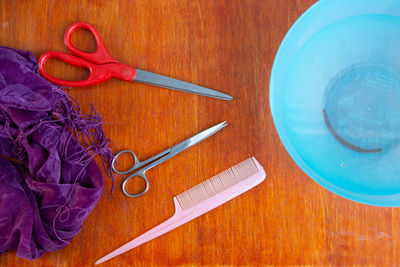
left=1, top=0, right=397, bottom=266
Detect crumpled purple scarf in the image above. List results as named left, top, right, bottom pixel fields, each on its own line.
left=0, top=46, right=113, bottom=259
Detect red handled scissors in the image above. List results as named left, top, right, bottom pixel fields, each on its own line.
left=38, top=22, right=233, bottom=100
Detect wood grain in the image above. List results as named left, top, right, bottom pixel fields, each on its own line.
left=0, top=0, right=396, bottom=266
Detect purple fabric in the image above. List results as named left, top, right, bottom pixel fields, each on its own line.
left=0, top=46, right=113, bottom=259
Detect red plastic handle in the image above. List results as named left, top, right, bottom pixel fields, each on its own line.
left=38, top=22, right=137, bottom=87
left=64, top=22, right=116, bottom=64
left=38, top=51, right=136, bottom=87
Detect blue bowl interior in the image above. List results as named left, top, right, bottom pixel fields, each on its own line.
left=270, top=0, right=400, bottom=206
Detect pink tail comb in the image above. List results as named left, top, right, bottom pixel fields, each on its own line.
left=95, top=157, right=266, bottom=265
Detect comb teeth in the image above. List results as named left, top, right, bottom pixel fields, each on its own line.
left=176, top=158, right=260, bottom=210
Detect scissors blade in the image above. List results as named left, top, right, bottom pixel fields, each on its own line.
left=134, top=69, right=233, bottom=100
left=170, top=121, right=228, bottom=157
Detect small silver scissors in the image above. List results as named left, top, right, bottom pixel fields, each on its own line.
left=112, top=121, right=227, bottom=197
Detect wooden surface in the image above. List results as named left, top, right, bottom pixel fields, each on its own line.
left=0, top=0, right=398, bottom=266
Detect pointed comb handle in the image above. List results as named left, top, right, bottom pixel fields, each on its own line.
left=95, top=198, right=189, bottom=265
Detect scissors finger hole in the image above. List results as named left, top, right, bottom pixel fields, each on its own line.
left=43, top=58, right=90, bottom=81
left=123, top=175, right=149, bottom=197
left=112, top=150, right=137, bottom=174
left=70, top=28, right=97, bottom=53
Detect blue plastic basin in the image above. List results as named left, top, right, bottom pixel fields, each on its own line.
left=270, top=0, right=400, bottom=206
